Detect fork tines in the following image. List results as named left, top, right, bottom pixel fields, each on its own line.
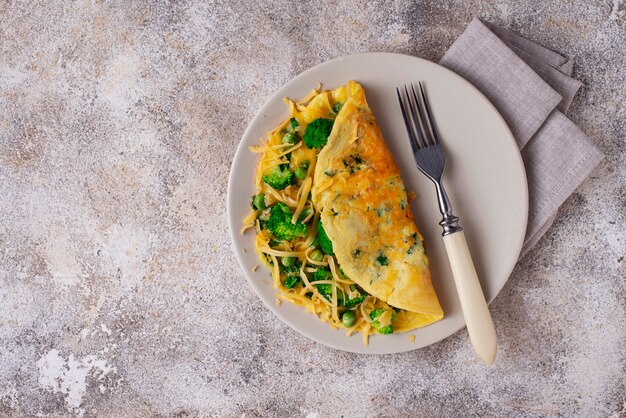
left=396, top=82, right=440, bottom=150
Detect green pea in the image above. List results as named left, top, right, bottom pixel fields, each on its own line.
left=282, top=256, right=296, bottom=267
left=294, top=166, right=307, bottom=180
left=253, top=194, right=266, bottom=210
left=310, top=250, right=324, bottom=262
left=342, top=311, right=356, bottom=328
left=283, top=132, right=297, bottom=144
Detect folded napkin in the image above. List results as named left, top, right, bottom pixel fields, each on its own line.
left=440, top=18, right=604, bottom=257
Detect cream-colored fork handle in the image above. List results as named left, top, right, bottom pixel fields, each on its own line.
left=443, top=230, right=497, bottom=365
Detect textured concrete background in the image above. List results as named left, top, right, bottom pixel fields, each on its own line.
left=0, top=1, right=624, bottom=417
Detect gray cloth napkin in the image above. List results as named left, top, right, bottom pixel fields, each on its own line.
left=440, top=18, right=604, bottom=257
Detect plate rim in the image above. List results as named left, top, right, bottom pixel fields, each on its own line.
left=227, top=52, right=528, bottom=354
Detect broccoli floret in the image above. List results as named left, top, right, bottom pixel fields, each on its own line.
left=370, top=308, right=385, bottom=320
left=262, top=165, right=293, bottom=190
left=377, top=325, right=394, bottom=335
left=266, top=202, right=308, bottom=241
left=317, top=221, right=334, bottom=255
left=370, top=308, right=394, bottom=334
left=304, top=118, right=334, bottom=149
left=344, top=295, right=366, bottom=307
left=312, top=269, right=333, bottom=296
left=312, top=269, right=345, bottom=304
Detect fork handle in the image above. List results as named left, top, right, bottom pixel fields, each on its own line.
left=442, top=230, right=497, bottom=365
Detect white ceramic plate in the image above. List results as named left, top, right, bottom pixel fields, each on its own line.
left=228, top=53, right=528, bottom=354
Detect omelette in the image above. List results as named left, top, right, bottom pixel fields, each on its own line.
left=244, top=80, right=443, bottom=344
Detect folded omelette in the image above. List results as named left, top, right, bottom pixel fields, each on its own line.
left=312, top=81, right=444, bottom=327
left=246, top=80, right=443, bottom=343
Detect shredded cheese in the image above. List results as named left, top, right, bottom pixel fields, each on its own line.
left=291, top=176, right=312, bottom=224
left=305, top=250, right=328, bottom=266
left=328, top=257, right=354, bottom=285
left=300, top=204, right=315, bottom=223
left=376, top=309, right=393, bottom=328
left=278, top=142, right=302, bottom=158
left=331, top=280, right=339, bottom=323
left=259, top=247, right=304, bottom=258
left=360, top=296, right=375, bottom=323
left=269, top=254, right=280, bottom=288
left=249, top=142, right=291, bottom=154
left=241, top=210, right=261, bottom=233
left=362, top=323, right=371, bottom=346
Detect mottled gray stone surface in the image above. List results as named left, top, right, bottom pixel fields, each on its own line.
left=0, top=1, right=624, bottom=417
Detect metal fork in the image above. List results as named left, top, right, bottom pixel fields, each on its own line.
left=397, top=83, right=497, bottom=365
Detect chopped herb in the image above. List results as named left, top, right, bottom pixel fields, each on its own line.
left=341, top=155, right=365, bottom=174
left=352, top=249, right=362, bottom=258
left=375, top=255, right=388, bottom=266
left=324, top=168, right=337, bottom=177
left=290, top=117, right=299, bottom=129
left=332, top=102, right=342, bottom=114
left=284, top=275, right=299, bottom=289
left=375, top=207, right=389, bottom=217
left=406, top=232, right=423, bottom=254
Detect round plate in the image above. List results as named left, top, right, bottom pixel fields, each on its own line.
left=228, top=53, right=528, bottom=354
